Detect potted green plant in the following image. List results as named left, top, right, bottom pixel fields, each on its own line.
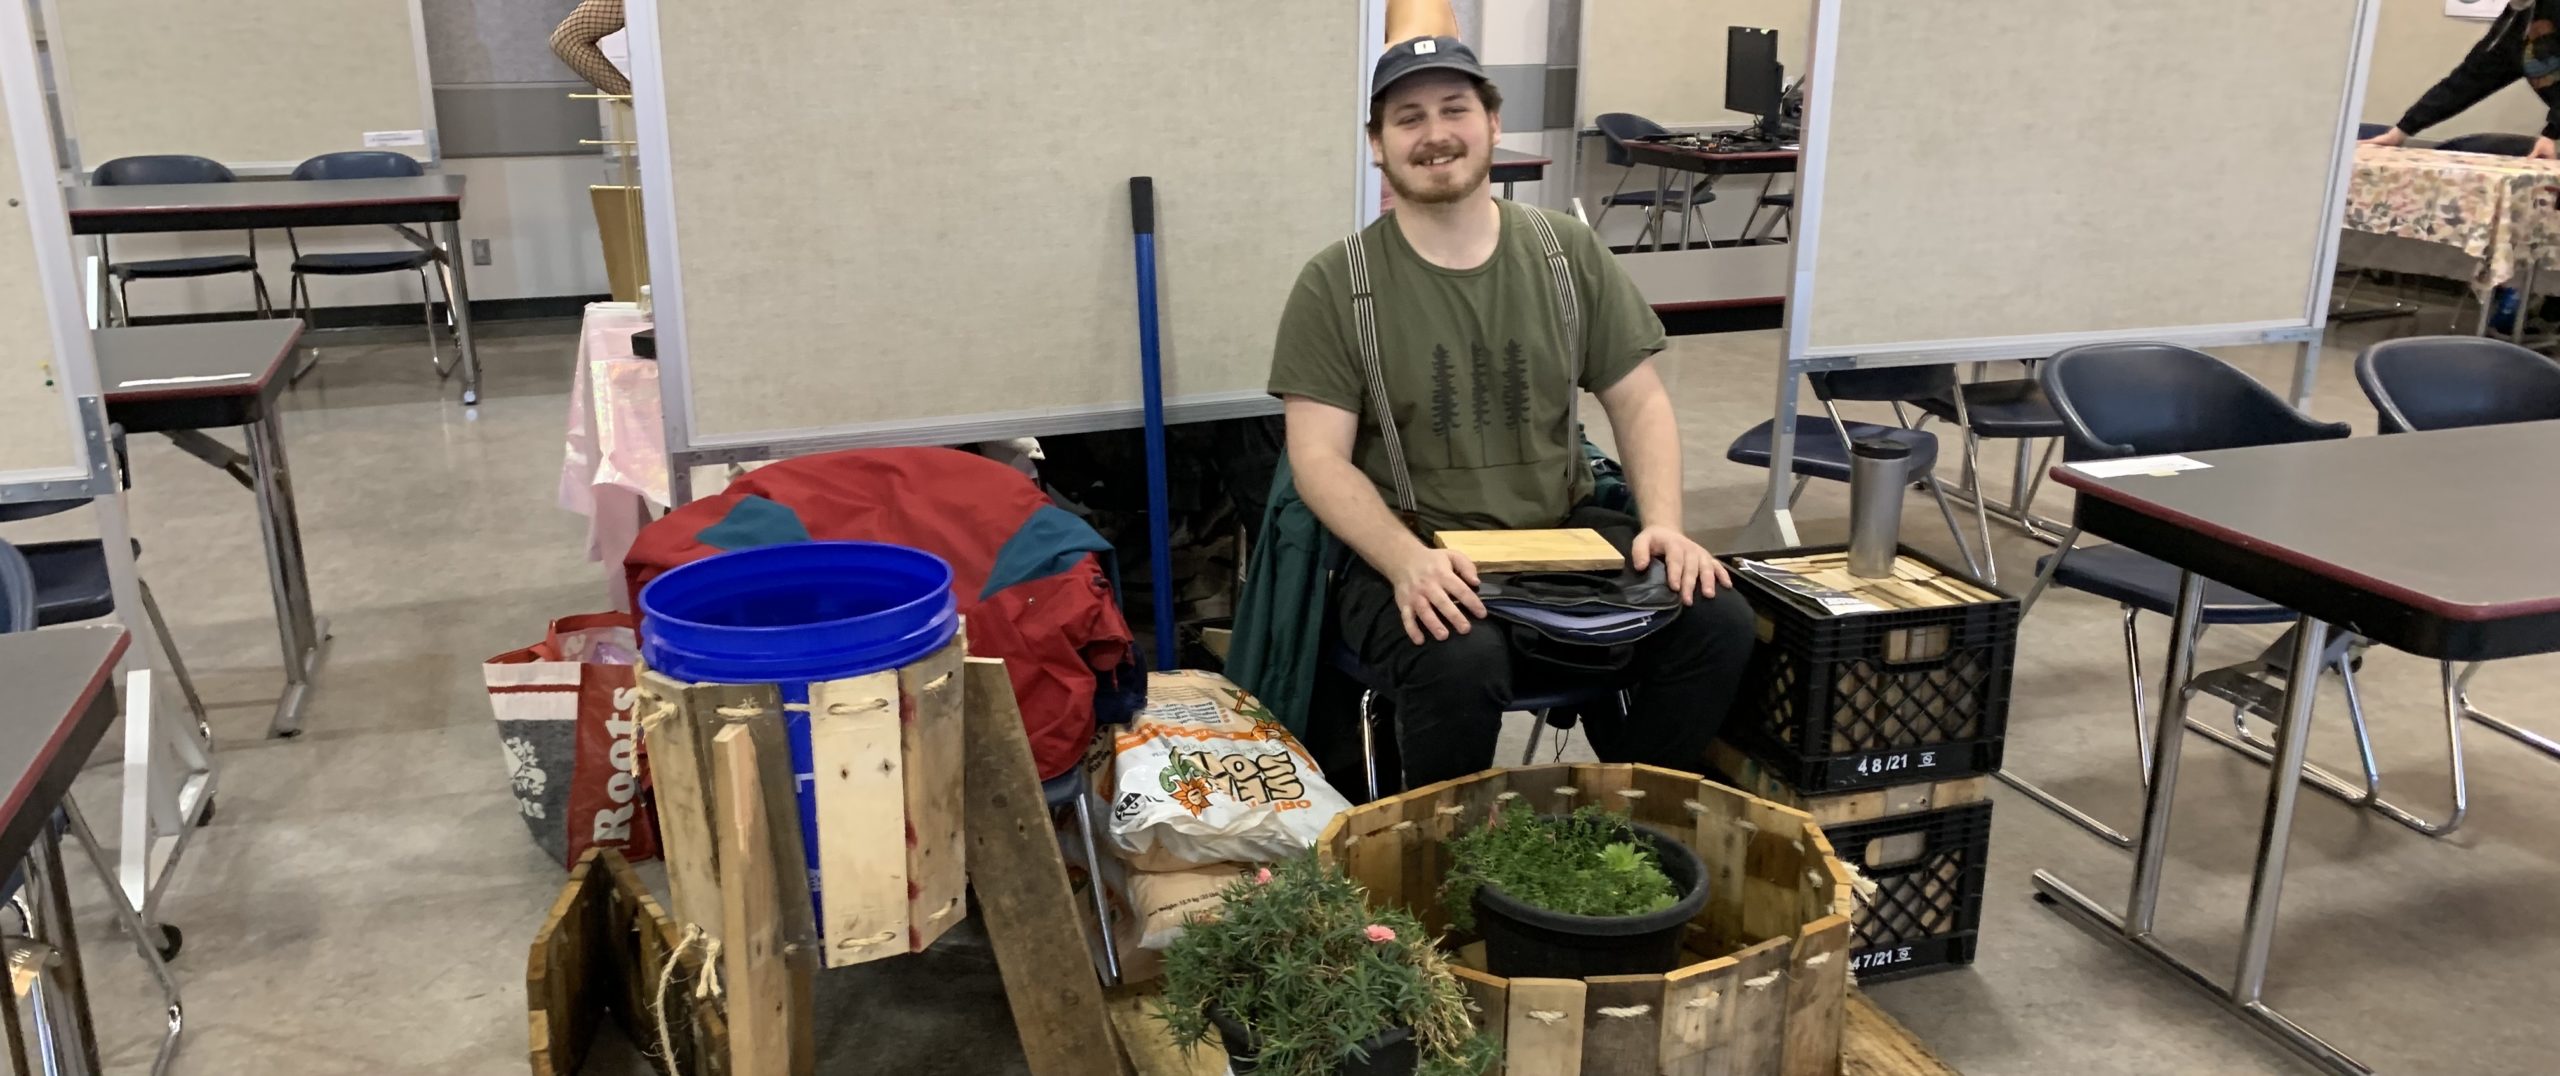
left=1442, top=799, right=1709, bottom=979
left=1155, top=854, right=1496, bottom=1076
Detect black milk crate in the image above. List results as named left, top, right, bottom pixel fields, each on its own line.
left=1828, top=800, right=1992, bottom=981
left=1726, top=544, right=2019, bottom=793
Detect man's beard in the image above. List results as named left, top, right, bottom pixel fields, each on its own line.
left=1383, top=145, right=1491, bottom=206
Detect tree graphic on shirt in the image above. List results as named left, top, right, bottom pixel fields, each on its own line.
left=1428, top=344, right=1459, bottom=453
left=1468, top=342, right=1497, bottom=459
left=1500, top=338, right=1532, bottom=456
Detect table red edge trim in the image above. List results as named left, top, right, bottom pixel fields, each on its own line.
left=69, top=194, right=463, bottom=218
left=102, top=321, right=306, bottom=403
left=0, top=630, right=128, bottom=842
left=2053, top=466, right=2560, bottom=623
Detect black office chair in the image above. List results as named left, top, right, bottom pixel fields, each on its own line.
left=0, top=500, right=209, bottom=734
left=1740, top=178, right=1792, bottom=243
left=2005, top=342, right=2451, bottom=843
left=2355, top=335, right=2560, bottom=778
left=91, top=156, right=273, bottom=325
left=1330, top=641, right=1626, bottom=803
left=1725, top=365, right=1989, bottom=581
left=283, top=152, right=452, bottom=385
left=1593, top=113, right=1717, bottom=250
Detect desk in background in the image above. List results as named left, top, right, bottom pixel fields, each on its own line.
left=95, top=319, right=326, bottom=737
left=1621, top=141, right=1799, bottom=251
left=1491, top=148, right=1549, bottom=200
left=67, top=175, right=485, bottom=404
left=2031, top=422, right=2560, bottom=1076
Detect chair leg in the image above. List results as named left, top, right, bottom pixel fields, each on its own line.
left=135, top=580, right=210, bottom=733
left=1358, top=688, right=1383, bottom=803
left=1957, top=430, right=1997, bottom=585
left=61, top=795, right=183, bottom=1076
left=2017, top=522, right=2082, bottom=614
left=418, top=267, right=454, bottom=380
left=1067, top=793, right=1122, bottom=985
left=1785, top=474, right=1811, bottom=509
left=1522, top=715, right=1548, bottom=767
left=249, top=271, right=273, bottom=318
left=116, top=279, right=134, bottom=327
left=1920, top=476, right=1988, bottom=582
left=287, top=273, right=321, bottom=385
left=2457, top=662, right=2560, bottom=759
left=1994, top=603, right=2155, bottom=849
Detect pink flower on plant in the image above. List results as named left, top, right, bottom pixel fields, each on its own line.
left=1365, top=924, right=1397, bottom=944
left=1255, top=867, right=1273, bottom=885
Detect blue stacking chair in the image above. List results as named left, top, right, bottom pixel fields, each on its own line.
left=2355, top=335, right=2560, bottom=780
left=92, top=155, right=273, bottom=325
left=2004, top=342, right=2437, bottom=844
left=1593, top=113, right=1717, bottom=250
left=283, top=151, right=452, bottom=384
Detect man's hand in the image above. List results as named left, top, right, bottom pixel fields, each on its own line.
left=1390, top=546, right=1487, bottom=645
left=2361, top=127, right=2408, bottom=148
left=2533, top=136, right=2558, bottom=160
left=1629, top=526, right=1731, bottom=605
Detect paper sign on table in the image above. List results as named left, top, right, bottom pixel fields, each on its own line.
left=2068, top=455, right=2212, bottom=479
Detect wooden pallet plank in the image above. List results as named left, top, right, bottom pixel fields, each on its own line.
left=806, top=670, right=910, bottom=968
left=1716, top=938, right=1797, bottom=1076
left=639, top=669, right=723, bottom=937
left=525, top=850, right=603, bottom=1076
left=1451, top=965, right=1508, bottom=1072
left=1781, top=915, right=1855, bottom=1076
left=1580, top=974, right=1666, bottom=1076
left=899, top=635, right=971, bottom=951
left=1660, top=954, right=1743, bottom=1076
left=1841, top=991, right=1961, bottom=1076
left=713, top=723, right=806, bottom=1076
left=1503, top=978, right=1588, bottom=1075
left=963, top=658, right=1130, bottom=1076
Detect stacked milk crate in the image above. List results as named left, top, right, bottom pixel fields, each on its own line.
left=1712, top=543, right=2018, bottom=980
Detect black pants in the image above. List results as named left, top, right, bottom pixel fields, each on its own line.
left=1334, top=509, right=1758, bottom=789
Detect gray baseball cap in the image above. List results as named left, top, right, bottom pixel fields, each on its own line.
left=1371, top=36, right=1489, bottom=101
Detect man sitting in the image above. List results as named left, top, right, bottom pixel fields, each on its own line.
left=1267, top=20, right=1756, bottom=789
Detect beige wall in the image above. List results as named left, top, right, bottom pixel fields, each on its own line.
left=2368, top=0, right=2549, bottom=138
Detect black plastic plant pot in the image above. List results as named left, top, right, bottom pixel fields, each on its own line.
left=1473, top=820, right=1711, bottom=979
left=1207, top=1006, right=1419, bottom=1076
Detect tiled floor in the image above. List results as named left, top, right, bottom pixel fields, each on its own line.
left=23, top=310, right=2559, bottom=1074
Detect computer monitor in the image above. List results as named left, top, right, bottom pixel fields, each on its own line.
left=1725, top=27, right=1785, bottom=138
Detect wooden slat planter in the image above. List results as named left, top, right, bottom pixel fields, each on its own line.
left=1317, top=764, right=1856, bottom=1076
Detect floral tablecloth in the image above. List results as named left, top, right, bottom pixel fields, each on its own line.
left=2344, top=145, right=2560, bottom=293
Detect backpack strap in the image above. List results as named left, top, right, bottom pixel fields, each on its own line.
left=1342, top=231, right=1419, bottom=515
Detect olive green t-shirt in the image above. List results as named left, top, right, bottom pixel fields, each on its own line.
left=1267, top=202, right=1667, bottom=533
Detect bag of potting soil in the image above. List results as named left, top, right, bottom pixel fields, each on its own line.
left=1128, top=862, right=1256, bottom=950
left=1099, top=671, right=1350, bottom=870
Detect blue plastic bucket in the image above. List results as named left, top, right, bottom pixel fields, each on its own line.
left=637, top=541, right=959, bottom=926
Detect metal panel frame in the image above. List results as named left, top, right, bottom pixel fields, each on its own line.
left=1737, top=0, right=2380, bottom=551
left=0, top=0, right=111, bottom=501
left=36, top=0, right=442, bottom=176
left=630, top=0, right=1388, bottom=503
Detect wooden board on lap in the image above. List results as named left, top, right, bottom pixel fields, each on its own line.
left=1437, top=528, right=1626, bottom=572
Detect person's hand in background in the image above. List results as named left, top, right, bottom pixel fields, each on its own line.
left=2361, top=127, right=2408, bottom=148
